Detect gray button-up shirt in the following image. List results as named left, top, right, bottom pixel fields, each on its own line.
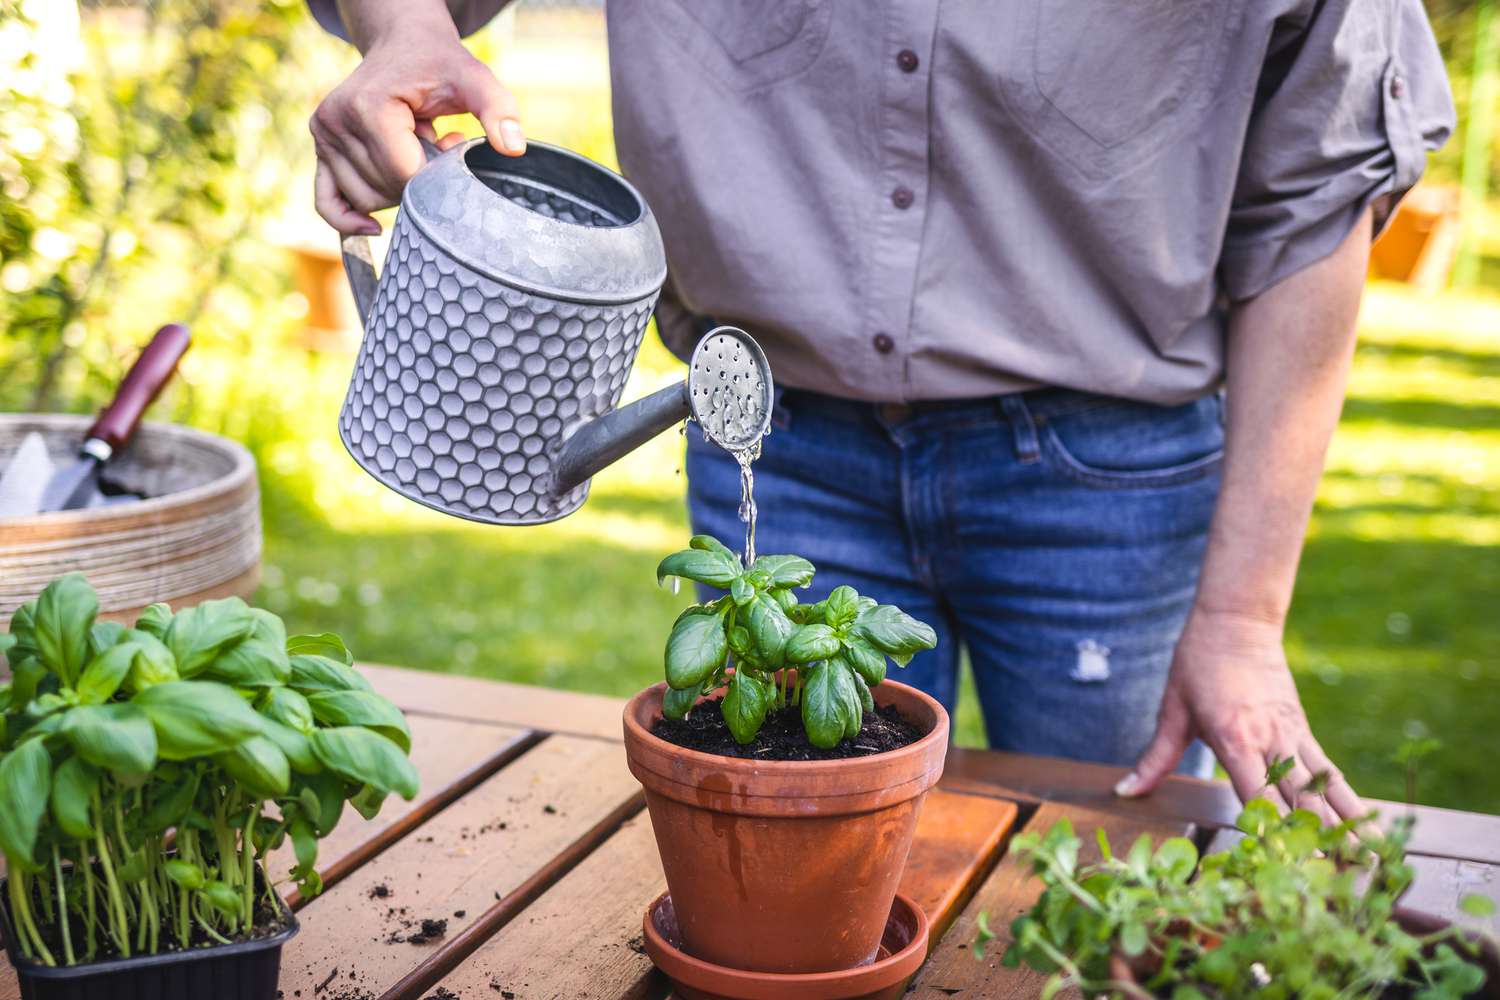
left=312, top=0, right=1454, bottom=404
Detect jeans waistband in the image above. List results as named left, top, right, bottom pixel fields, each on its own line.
left=776, top=384, right=1121, bottom=428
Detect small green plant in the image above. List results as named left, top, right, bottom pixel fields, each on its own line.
left=0, top=573, right=418, bottom=967
left=985, top=760, right=1493, bottom=998
left=655, top=535, right=936, bottom=749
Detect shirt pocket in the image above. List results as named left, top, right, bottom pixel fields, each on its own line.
left=1039, top=395, right=1224, bottom=490
left=645, top=0, right=833, bottom=92
left=996, top=0, right=1233, bottom=177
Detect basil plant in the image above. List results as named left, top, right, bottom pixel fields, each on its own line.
left=0, top=574, right=418, bottom=967
left=657, top=536, right=937, bottom=749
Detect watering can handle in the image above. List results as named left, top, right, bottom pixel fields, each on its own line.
left=339, top=137, right=444, bottom=326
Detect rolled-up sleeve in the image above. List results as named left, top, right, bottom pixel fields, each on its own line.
left=1219, top=0, right=1454, bottom=301
left=307, top=0, right=509, bottom=42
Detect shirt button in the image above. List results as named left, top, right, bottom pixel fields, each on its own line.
left=891, top=186, right=914, bottom=210
left=872, top=333, right=894, bottom=354
left=1390, top=75, right=1406, bottom=99
left=896, top=49, right=919, bottom=73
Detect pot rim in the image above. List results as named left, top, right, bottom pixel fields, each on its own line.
left=622, top=678, right=949, bottom=816
left=642, top=890, right=929, bottom=996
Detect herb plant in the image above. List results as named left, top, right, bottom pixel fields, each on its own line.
left=993, top=760, right=1494, bottom=998
left=656, top=535, right=937, bottom=749
left=0, top=573, right=419, bottom=967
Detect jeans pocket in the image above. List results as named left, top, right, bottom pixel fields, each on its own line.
left=1040, top=396, right=1224, bottom=490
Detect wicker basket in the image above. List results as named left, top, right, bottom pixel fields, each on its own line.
left=0, top=414, right=260, bottom=626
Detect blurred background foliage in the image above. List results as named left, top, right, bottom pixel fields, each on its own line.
left=0, top=0, right=1497, bottom=812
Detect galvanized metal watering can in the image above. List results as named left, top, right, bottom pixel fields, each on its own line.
left=339, top=139, right=772, bottom=525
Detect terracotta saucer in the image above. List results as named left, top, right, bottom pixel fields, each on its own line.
left=642, top=891, right=929, bottom=1000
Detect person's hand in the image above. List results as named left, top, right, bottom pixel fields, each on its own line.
left=310, top=26, right=524, bottom=235
left=1116, top=607, right=1365, bottom=823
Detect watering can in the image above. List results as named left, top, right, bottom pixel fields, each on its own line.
left=338, top=138, right=772, bottom=525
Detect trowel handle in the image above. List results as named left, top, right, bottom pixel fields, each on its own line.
left=339, top=137, right=444, bottom=326
left=86, top=323, right=191, bottom=451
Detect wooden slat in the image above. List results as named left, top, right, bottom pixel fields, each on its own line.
left=275, top=736, right=642, bottom=1000
left=268, top=714, right=537, bottom=902
left=362, top=662, right=628, bottom=740
left=433, top=810, right=667, bottom=1000
left=899, top=789, right=1019, bottom=945
left=1404, top=855, right=1500, bottom=933
left=909, top=801, right=1192, bottom=998
left=944, top=747, right=1500, bottom=864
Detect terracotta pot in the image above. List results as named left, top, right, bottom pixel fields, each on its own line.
left=622, top=678, right=948, bottom=975
left=643, top=891, right=929, bottom=1000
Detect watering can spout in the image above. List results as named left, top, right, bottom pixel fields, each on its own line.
left=552, top=381, right=691, bottom=495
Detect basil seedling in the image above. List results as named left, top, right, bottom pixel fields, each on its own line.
left=0, top=573, right=419, bottom=967
left=656, top=536, right=936, bottom=749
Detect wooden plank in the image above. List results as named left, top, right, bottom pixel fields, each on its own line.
left=267, top=714, right=537, bottom=903
left=276, top=736, right=643, bottom=1000
left=433, top=810, right=667, bottom=1000
left=944, top=747, right=1500, bottom=865
left=909, top=801, right=1192, bottom=998
left=898, top=789, right=1019, bottom=945
left=1403, top=855, right=1500, bottom=934
left=361, top=662, right=628, bottom=741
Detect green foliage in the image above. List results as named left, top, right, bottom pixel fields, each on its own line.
left=655, top=535, right=937, bottom=748
left=0, top=574, right=418, bottom=967
left=992, top=760, right=1491, bottom=998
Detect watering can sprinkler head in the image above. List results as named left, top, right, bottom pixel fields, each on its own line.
left=336, top=138, right=772, bottom=525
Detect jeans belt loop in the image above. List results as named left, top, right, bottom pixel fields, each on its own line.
left=1000, top=394, right=1041, bottom=464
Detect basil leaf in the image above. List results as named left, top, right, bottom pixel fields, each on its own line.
left=163, top=859, right=205, bottom=891
left=852, top=604, right=937, bottom=666
left=840, top=640, right=886, bottom=686
left=297, top=772, right=348, bottom=836
left=9, top=658, right=47, bottom=708
left=689, top=534, right=740, bottom=566
left=1153, top=837, right=1199, bottom=885
left=143, top=770, right=200, bottom=832
left=721, top=669, right=772, bottom=745
left=834, top=662, right=864, bottom=739
left=133, top=602, right=173, bottom=638
left=856, top=675, right=876, bottom=714
left=664, top=607, right=728, bottom=691
left=50, top=756, right=97, bottom=839
left=749, top=554, right=815, bottom=589
left=286, top=632, right=354, bottom=666
left=306, top=690, right=412, bottom=752
left=289, top=816, right=319, bottom=885
left=134, top=680, right=265, bottom=760
left=8, top=601, right=38, bottom=652
left=199, top=608, right=290, bottom=688
left=289, top=654, right=374, bottom=693
left=87, top=621, right=126, bottom=659
left=656, top=548, right=741, bottom=589
left=825, top=586, right=860, bottom=628
left=0, top=739, right=53, bottom=867
left=120, top=629, right=178, bottom=692
left=799, top=661, right=848, bottom=750
left=257, top=717, right=322, bottom=774
left=165, top=597, right=257, bottom=677
left=219, top=734, right=290, bottom=799
left=33, top=572, right=98, bottom=685
left=349, top=783, right=389, bottom=821
left=662, top=683, right=699, bottom=720
left=260, top=686, right=316, bottom=734
left=785, top=624, right=840, bottom=664
left=200, top=880, right=241, bottom=919
left=730, top=576, right=755, bottom=607
left=311, top=726, right=419, bottom=800
left=744, top=592, right=794, bottom=670
left=74, top=641, right=139, bottom=704
left=61, top=703, right=158, bottom=776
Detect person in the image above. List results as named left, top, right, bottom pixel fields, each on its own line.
left=306, top=0, right=1454, bottom=819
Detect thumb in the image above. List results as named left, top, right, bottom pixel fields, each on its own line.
left=1118, top=687, right=1192, bottom=798
left=455, top=61, right=524, bottom=156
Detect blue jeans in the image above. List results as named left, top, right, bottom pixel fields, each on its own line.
left=685, top=386, right=1223, bottom=774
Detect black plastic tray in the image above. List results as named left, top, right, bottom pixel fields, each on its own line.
left=0, top=875, right=298, bottom=1000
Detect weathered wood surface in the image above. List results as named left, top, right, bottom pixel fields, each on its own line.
left=276, top=735, right=642, bottom=1000
left=362, top=662, right=628, bottom=741
left=908, top=801, right=1194, bottom=999
left=901, top=788, right=1019, bottom=944
left=945, top=747, right=1500, bottom=865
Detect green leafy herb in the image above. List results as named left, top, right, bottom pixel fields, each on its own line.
left=655, top=536, right=936, bottom=747
left=0, top=574, right=419, bottom=967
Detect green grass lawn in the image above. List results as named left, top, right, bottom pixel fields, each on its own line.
left=254, top=281, right=1500, bottom=815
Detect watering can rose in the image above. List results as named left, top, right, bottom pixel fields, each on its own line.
left=0, top=573, right=417, bottom=967
left=657, top=536, right=937, bottom=748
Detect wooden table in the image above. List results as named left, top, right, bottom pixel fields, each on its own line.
left=4, top=664, right=1497, bottom=999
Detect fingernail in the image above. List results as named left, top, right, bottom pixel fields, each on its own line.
left=499, top=119, right=526, bottom=154
left=1114, top=772, right=1141, bottom=798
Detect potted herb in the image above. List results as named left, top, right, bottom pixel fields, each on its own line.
left=0, top=573, right=419, bottom=1000
left=622, top=536, right=947, bottom=989
left=991, top=760, right=1498, bottom=998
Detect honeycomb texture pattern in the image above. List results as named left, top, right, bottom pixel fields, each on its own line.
left=340, top=211, right=659, bottom=525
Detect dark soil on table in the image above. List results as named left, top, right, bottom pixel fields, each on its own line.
left=651, top=698, right=924, bottom=760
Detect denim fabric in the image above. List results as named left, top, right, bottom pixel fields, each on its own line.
left=685, top=386, right=1223, bottom=774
